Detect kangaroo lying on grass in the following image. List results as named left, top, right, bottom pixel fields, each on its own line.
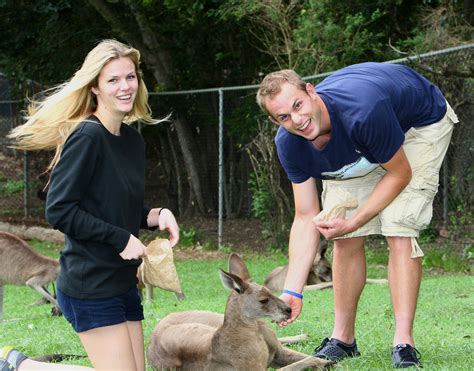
left=264, top=240, right=387, bottom=293
left=0, top=231, right=60, bottom=321
left=264, top=240, right=332, bottom=293
left=147, top=253, right=331, bottom=370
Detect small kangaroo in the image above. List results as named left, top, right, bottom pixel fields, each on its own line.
left=147, top=253, right=330, bottom=370
left=0, top=231, right=60, bottom=321
left=264, top=240, right=332, bottom=293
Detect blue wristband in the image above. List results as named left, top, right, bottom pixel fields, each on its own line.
left=282, top=289, right=303, bottom=299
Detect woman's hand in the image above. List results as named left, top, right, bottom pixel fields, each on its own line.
left=120, top=234, right=146, bottom=260
left=148, top=208, right=180, bottom=248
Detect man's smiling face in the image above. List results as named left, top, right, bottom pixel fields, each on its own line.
left=265, top=82, right=322, bottom=141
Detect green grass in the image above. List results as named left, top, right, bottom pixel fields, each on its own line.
left=0, top=242, right=472, bottom=370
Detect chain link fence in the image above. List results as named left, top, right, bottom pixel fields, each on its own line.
left=0, top=45, right=472, bottom=247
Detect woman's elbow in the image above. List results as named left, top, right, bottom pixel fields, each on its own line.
left=45, top=203, right=72, bottom=231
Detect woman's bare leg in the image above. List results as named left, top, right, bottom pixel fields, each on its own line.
left=18, top=360, right=91, bottom=370
left=15, top=321, right=143, bottom=370
left=79, top=322, right=138, bottom=370
left=126, top=321, right=145, bottom=371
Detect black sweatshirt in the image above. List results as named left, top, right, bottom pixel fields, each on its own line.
left=46, top=116, right=151, bottom=299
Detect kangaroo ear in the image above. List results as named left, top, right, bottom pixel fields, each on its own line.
left=228, top=253, right=251, bottom=281
left=219, top=269, right=249, bottom=294
left=319, top=239, right=328, bottom=256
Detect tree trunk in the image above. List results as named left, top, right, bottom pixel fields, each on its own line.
left=167, top=127, right=184, bottom=216
left=465, top=0, right=474, bottom=25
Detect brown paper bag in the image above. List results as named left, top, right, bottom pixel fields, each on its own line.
left=313, top=188, right=358, bottom=222
left=137, top=238, right=184, bottom=297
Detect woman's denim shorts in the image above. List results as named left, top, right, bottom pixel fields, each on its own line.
left=57, top=286, right=144, bottom=333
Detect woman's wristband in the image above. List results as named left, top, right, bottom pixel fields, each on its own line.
left=282, top=289, right=303, bottom=299
left=158, top=208, right=167, bottom=216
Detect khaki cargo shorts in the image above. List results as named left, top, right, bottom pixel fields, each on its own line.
left=321, top=103, right=458, bottom=247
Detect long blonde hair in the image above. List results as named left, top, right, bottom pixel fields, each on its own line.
left=8, top=39, right=162, bottom=172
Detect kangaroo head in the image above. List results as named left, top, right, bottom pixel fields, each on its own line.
left=219, top=253, right=291, bottom=323
left=43, top=260, right=60, bottom=282
left=31, top=260, right=60, bottom=287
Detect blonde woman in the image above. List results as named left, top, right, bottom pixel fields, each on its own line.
left=1, top=39, right=179, bottom=371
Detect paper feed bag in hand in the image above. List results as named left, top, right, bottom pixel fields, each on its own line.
left=137, top=238, right=184, bottom=297
left=313, top=188, right=358, bottom=222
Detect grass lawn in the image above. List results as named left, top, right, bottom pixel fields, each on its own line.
left=0, top=240, right=472, bottom=370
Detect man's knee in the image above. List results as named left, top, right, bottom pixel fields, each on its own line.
left=334, top=236, right=365, bottom=249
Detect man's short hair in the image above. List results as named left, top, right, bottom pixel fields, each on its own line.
left=256, top=69, right=306, bottom=114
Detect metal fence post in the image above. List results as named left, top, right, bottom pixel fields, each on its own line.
left=23, top=150, right=29, bottom=217
left=218, top=89, right=224, bottom=247
left=442, top=160, right=448, bottom=230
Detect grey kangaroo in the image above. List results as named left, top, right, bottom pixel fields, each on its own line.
left=0, top=231, right=60, bottom=321
left=264, top=240, right=332, bottom=293
left=147, top=253, right=330, bottom=370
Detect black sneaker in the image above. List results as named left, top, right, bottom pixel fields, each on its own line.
left=391, top=344, right=423, bottom=368
left=313, top=337, right=361, bottom=362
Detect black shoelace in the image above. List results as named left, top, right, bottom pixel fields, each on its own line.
left=397, top=345, right=422, bottom=363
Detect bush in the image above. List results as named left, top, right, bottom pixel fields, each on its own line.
left=1, top=180, right=24, bottom=196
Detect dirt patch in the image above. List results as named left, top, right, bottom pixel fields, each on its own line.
left=178, top=216, right=265, bottom=252
left=174, top=248, right=228, bottom=261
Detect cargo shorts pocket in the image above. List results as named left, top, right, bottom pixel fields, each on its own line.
left=389, top=173, right=439, bottom=230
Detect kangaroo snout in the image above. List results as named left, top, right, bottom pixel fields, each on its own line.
left=269, top=297, right=292, bottom=323
left=279, top=301, right=292, bottom=321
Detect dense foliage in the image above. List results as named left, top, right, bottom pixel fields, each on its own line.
left=1, top=1, right=471, bottom=92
